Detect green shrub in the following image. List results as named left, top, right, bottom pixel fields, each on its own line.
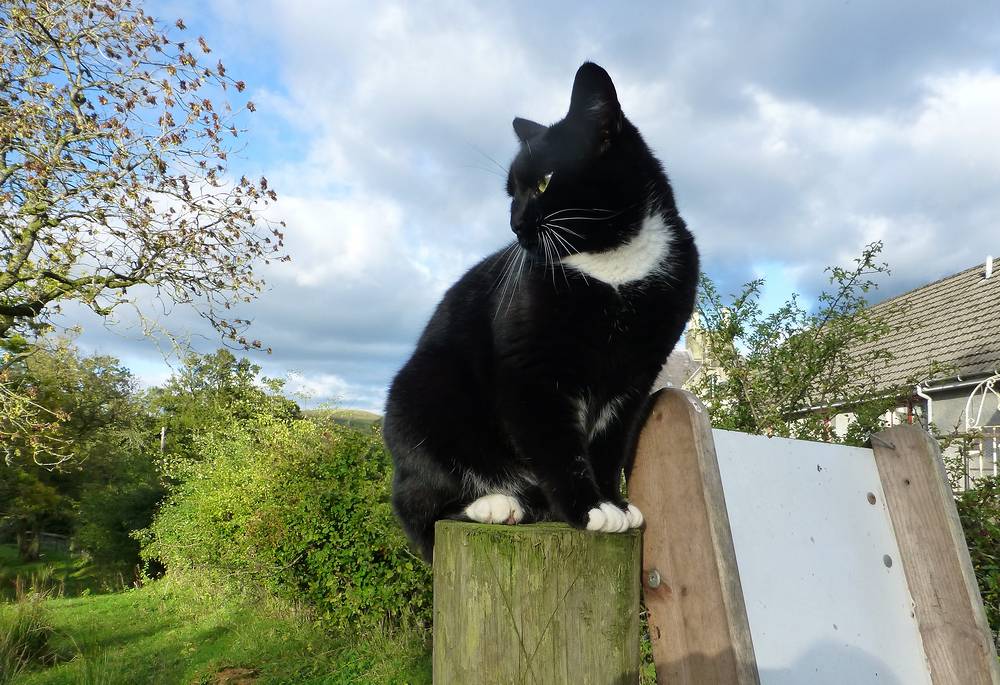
left=140, top=415, right=431, bottom=631
left=955, top=476, right=1000, bottom=648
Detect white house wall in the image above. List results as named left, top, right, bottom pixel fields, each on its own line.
left=930, top=387, right=1000, bottom=434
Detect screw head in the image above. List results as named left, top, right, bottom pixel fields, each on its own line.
left=647, top=569, right=661, bottom=588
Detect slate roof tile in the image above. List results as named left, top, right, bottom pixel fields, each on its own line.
left=851, top=258, right=1000, bottom=391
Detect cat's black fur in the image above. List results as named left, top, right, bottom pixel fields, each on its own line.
left=384, top=63, right=698, bottom=561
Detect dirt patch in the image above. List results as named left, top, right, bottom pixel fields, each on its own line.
left=210, top=667, right=259, bottom=684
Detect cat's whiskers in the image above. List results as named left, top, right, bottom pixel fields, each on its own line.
left=541, top=231, right=558, bottom=289
left=547, top=227, right=590, bottom=286
left=543, top=207, right=616, bottom=219
left=498, top=247, right=525, bottom=317
left=462, top=163, right=506, bottom=180
left=551, top=231, right=571, bottom=289
left=495, top=257, right=514, bottom=318
left=543, top=229, right=572, bottom=290
left=491, top=249, right=519, bottom=314
left=542, top=202, right=644, bottom=224
left=490, top=242, right=519, bottom=292
left=546, top=214, right=621, bottom=222
left=494, top=244, right=523, bottom=319
left=542, top=222, right=584, bottom=240
left=548, top=227, right=578, bottom=255
left=507, top=248, right=528, bottom=314
left=472, top=146, right=509, bottom=175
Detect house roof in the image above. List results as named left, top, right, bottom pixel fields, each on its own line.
left=855, top=257, right=1000, bottom=392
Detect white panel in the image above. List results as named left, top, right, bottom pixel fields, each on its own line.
left=713, top=429, right=930, bottom=685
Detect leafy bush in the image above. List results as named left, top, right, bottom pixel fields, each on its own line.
left=140, top=415, right=431, bottom=631
left=955, top=476, right=1000, bottom=648
left=690, top=242, right=906, bottom=446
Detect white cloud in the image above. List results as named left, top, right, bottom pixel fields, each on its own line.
left=733, top=70, right=1000, bottom=279
left=271, top=193, right=406, bottom=286
left=285, top=370, right=385, bottom=409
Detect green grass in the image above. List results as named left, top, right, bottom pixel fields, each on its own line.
left=0, top=545, right=129, bottom=602
left=1, top=588, right=61, bottom=685
left=4, top=577, right=431, bottom=685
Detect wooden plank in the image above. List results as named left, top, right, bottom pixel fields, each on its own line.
left=628, top=389, right=760, bottom=685
left=871, top=425, right=1000, bottom=685
left=433, top=521, right=641, bottom=685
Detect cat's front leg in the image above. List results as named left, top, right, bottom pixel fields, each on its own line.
left=531, top=455, right=632, bottom=533
left=588, top=395, right=645, bottom=529
left=499, top=386, right=630, bottom=533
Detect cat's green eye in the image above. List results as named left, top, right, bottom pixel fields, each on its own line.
left=537, top=172, right=553, bottom=194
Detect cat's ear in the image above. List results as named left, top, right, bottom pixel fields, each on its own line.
left=567, top=62, right=623, bottom=153
left=512, top=117, right=547, bottom=143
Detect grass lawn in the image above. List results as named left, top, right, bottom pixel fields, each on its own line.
left=303, top=409, right=381, bottom=431
left=0, top=545, right=129, bottom=602
left=4, top=578, right=431, bottom=685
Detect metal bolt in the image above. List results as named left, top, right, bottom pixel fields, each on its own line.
left=647, top=569, right=661, bottom=588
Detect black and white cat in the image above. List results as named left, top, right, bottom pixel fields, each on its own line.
left=384, top=62, right=698, bottom=561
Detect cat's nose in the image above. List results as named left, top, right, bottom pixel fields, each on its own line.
left=510, top=210, right=525, bottom=234
left=511, top=213, right=537, bottom=246
left=510, top=210, right=536, bottom=236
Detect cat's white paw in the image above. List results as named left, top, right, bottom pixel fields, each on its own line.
left=465, top=494, right=524, bottom=525
left=585, top=506, right=606, bottom=531
left=602, top=502, right=629, bottom=532
left=625, top=503, right=644, bottom=528
left=586, top=502, right=629, bottom=533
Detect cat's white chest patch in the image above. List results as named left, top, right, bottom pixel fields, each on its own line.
left=576, top=394, right=627, bottom=441
left=591, top=395, right=625, bottom=440
left=562, top=213, right=672, bottom=286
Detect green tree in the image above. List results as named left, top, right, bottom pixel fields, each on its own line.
left=148, top=348, right=299, bottom=464
left=0, top=466, right=64, bottom=560
left=689, top=241, right=910, bottom=446
left=1, top=0, right=286, bottom=463
left=0, top=338, right=158, bottom=562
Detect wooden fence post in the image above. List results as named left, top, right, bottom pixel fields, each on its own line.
left=433, top=520, right=641, bottom=685
left=628, top=389, right=759, bottom=685
left=871, top=425, right=1000, bottom=685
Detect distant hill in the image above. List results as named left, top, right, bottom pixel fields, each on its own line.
left=305, top=408, right=382, bottom=430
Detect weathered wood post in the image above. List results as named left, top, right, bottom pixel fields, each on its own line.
left=433, top=521, right=641, bottom=685
left=870, top=425, right=1000, bottom=684
left=629, top=389, right=759, bottom=685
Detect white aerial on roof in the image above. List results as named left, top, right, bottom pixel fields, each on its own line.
left=986, top=254, right=994, bottom=279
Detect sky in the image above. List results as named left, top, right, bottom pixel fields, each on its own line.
left=61, top=0, right=1000, bottom=412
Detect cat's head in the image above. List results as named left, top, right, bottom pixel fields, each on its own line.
left=506, top=62, right=667, bottom=257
